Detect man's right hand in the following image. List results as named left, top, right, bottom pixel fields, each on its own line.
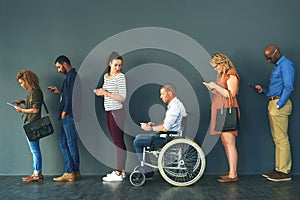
left=48, top=86, right=61, bottom=94
left=254, top=85, right=263, bottom=94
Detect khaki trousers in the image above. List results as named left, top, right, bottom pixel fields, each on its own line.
left=268, top=99, right=292, bottom=174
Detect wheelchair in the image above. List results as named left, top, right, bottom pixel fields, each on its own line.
left=129, top=117, right=206, bottom=187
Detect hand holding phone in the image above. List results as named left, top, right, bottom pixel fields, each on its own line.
left=249, top=85, right=259, bottom=93
left=11, top=100, right=24, bottom=105
left=48, top=86, right=61, bottom=94
left=203, top=81, right=215, bottom=90
left=48, top=86, right=54, bottom=91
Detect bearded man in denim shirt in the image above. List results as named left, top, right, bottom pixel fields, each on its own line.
left=49, top=55, right=80, bottom=182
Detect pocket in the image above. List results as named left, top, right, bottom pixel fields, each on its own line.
left=279, top=100, right=292, bottom=115
left=61, top=116, right=69, bottom=122
left=62, top=114, right=72, bottom=120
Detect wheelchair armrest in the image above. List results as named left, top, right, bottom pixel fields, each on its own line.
left=158, top=131, right=178, bottom=135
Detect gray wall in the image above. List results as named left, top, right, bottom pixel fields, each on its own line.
left=1, top=0, right=300, bottom=175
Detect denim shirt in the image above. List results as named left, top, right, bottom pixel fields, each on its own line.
left=264, top=56, right=295, bottom=108
left=163, top=97, right=187, bottom=132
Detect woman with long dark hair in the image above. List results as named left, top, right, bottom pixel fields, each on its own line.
left=93, top=51, right=127, bottom=182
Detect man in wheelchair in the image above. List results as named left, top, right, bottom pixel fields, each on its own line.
left=133, top=83, right=187, bottom=179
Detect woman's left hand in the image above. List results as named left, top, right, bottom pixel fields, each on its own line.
left=93, top=88, right=106, bottom=96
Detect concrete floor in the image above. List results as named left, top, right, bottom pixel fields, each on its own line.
left=1, top=174, right=299, bottom=200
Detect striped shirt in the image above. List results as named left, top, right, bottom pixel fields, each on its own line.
left=102, top=73, right=126, bottom=111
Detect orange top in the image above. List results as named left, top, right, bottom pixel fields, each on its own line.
left=210, top=69, right=240, bottom=136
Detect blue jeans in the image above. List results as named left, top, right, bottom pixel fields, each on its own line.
left=25, top=121, right=42, bottom=174
left=27, top=139, right=42, bottom=174
left=133, top=133, right=168, bottom=172
left=60, top=115, right=80, bottom=173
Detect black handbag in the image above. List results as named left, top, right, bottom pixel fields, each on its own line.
left=23, top=101, right=54, bottom=141
left=214, top=91, right=239, bottom=132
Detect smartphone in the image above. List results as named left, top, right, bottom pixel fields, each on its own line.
left=6, top=102, right=16, bottom=108
left=249, top=85, right=259, bottom=93
left=47, top=86, right=54, bottom=91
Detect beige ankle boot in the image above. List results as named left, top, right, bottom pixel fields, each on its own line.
left=53, top=172, right=75, bottom=182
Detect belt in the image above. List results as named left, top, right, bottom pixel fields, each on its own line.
left=268, top=96, right=280, bottom=101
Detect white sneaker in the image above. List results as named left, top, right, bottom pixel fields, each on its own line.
left=106, top=171, right=126, bottom=179
left=105, top=171, right=115, bottom=177
left=102, top=172, right=123, bottom=182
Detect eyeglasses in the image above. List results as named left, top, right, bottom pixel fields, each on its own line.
left=265, top=49, right=277, bottom=60
left=210, top=63, right=218, bottom=68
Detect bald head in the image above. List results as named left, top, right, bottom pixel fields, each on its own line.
left=265, top=44, right=279, bottom=53
left=264, top=44, right=282, bottom=64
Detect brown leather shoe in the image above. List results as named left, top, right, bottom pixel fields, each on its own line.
left=218, top=172, right=229, bottom=179
left=53, top=173, right=75, bottom=182
left=22, top=175, right=32, bottom=180
left=267, top=172, right=291, bottom=182
left=262, top=170, right=277, bottom=178
left=218, top=175, right=238, bottom=183
left=74, top=171, right=81, bottom=180
left=23, top=174, right=44, bottom=183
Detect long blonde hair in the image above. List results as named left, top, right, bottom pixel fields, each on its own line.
left=210, top=53, right=236, bottom=78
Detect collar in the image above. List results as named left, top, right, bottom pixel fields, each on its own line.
left=275, top=55, right=286, bottom=66
left=65, top=68, right=75, bottom=77
left=167, top=97, right=178, bottom=109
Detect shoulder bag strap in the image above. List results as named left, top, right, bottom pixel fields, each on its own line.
left=221, top=90, right=233, bottom=114
left=42, top=101, right=50, bottom=115
left=228, top=90, right=233, bottom=113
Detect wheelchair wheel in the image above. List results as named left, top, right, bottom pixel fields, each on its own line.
left=129, top=171, right=146, bottom=187
left=158, top=138, right=205, bottom=186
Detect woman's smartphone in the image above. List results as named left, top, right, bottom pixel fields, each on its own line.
left=90, top=87, right=97, bottom=91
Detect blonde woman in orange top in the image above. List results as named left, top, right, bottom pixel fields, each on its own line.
left=204, top=53, right=240, bottom=183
